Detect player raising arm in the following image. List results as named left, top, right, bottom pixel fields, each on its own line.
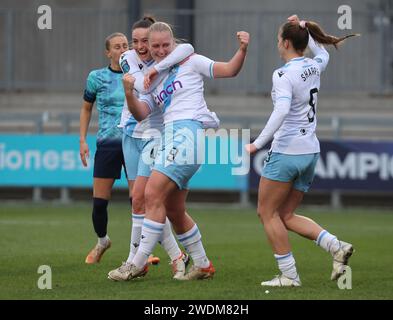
left=120, top=22, right=249, bottom=281
left=245, top=15, right=358, bottom=287
left=108, top=16, right=195, bottom=281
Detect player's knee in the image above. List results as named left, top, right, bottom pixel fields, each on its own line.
left=131, top=188, right=145, bottom=213
left=256, top=207, right=265, bottom=225
left=279, top=210, right=293, bottom=221
left=257, top=205, right=278, bottom=225
left=280, top=211, right=294, bottom=228
left=144, top=187, right=161, bottom=211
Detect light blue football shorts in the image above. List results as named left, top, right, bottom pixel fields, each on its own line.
left=122, top=133, right=160, bottom=181
left=261, top=152, right=320, bottom=192
left=153, top=120, right=204, bottom=190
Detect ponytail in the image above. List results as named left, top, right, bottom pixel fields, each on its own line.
left=305, top=21, right=359, bottom=49
left=281, top=20, right=359, bottom=53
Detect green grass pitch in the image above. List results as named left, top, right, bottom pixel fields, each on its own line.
left=1, top=204, right=392, bottom=300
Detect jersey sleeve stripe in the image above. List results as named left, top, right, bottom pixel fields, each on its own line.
left=140, top=98, right=154, bottom=111
left=83, top=89, right=96, bottom=103
left=209, top=62, right=215, bottom=78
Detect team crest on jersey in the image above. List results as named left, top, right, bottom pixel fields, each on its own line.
left=121, top=60, right=130, bottom=73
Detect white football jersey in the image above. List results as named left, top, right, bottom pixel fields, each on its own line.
left=139, top=54, right=220, bottom=129
left=118, top=49, right=160, bottom=138
left=253, top=35, right=329, bottom=154
left=119, top=44, right=194, bottom=138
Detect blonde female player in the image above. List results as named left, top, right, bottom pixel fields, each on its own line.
left=121, top=22, right=249, bottom=281
left=245, top=15, right=358, bottom=287
left=108, top=16, right=195, bottom=280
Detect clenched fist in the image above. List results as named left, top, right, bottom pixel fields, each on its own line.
left=123, top=73, right=136, bottom=92
left=237, top=31, right=250, bottom=51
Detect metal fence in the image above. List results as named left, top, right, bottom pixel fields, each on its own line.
left=0, top=8, right=392, bottom=93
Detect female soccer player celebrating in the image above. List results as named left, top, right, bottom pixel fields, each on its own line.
left=245, top=15, right=357, bottom=287
left=108, top=16, right=195, bottom=280
left=121, top=22, right=249, bottom=280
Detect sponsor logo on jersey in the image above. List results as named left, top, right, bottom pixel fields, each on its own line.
left=154, top=80, right=183, bottom=105
left=278, top=71, right=284, bottom=77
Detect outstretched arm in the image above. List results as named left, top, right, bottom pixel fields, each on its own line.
left=122, top=74, right=151, bottom=121
left=212, top=31, right=249, bottom=78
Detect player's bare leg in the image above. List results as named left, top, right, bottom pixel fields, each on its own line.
left=278, top=188, right=354, bottom=281
left=258, top=178, right=301, bottom=286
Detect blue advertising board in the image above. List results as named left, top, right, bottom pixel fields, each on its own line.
left=3, top=135, right=391, bottom=192
left=249, top=140, right=393, bottom=191
left=0, top=134, right=247, bottom=190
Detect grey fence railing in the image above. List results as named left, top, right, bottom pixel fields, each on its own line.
left=2, top=112, right=393, bottom=138
left=0, top=8, right=392, bottom=94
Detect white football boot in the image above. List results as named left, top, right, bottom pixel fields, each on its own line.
left=331, top=241, right=354, bottom=281
left=261, top=274, right=302, bottom=287
left=107, top=262, right=148, bottom=281
left=176, top=261, right=216, bottom=280
left=171, top=252, right=190, bottom=280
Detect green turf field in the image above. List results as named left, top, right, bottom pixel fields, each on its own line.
left=0, top=204, right=392, bottom=300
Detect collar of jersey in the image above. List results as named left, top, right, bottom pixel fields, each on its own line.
left=282, top=56, right=306, bottom=68
left=144, top=59, right=155, bottom=67
left=108, top=65, right=123, bottom=74
left=290, top=56, right=306, bottom=62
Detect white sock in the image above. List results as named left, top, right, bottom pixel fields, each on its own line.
left=274, top=252, right=299, bottom=280
left=160, top=217, right=182, bottom=261
left=315, top=230, right=340, bottom=255
left=98, top=235, right=110, bottom=247
left=177, top=224, right=210, bottom=269
left=132, top=218, right=164, bottom=269
left=126, top=213, right=145, bottom=264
